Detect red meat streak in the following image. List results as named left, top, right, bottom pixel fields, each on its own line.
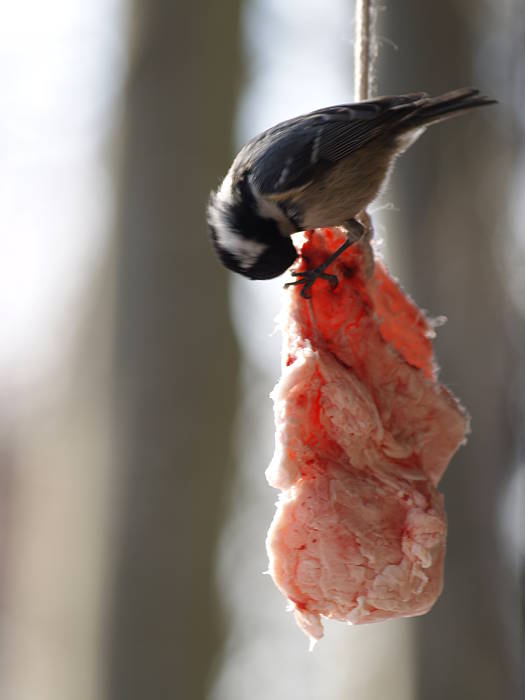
left=265, top=228, right=469, bottom=643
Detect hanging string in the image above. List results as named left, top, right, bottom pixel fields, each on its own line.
left=354, top=0, right=375, bottom=101
left=353, top=0, right=376, bottom=273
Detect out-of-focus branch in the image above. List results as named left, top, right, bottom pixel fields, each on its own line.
left=106, top=2, right=242, bottom=699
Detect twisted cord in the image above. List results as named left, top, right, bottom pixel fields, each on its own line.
left=354, top=0, right=375, bottom=101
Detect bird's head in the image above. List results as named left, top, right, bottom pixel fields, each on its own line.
left=207, top=174, right=297, bottom=280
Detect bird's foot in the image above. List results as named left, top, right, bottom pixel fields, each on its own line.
left=285, top=267, right=339, bottom=299
left=285, top=218, right=371, bottom=298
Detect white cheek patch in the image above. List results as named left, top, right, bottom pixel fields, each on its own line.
left=217, top=225, right=266, bottom=270
left=208, top=192, right=266, bottom=271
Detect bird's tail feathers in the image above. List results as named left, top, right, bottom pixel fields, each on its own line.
left=398, top=88, right=496, bottom=130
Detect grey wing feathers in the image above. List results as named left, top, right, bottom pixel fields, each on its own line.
left=246, top=93, right=429, bottom=195
left=244, top=89, right=494, bottom=196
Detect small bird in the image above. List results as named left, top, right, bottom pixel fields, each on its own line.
left=207, top=88, right=495, bottom=296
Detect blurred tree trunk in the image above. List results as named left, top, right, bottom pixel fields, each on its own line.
left=377, top=1, right=522, bottom=698
left=107, top=2, right=241, bottom=699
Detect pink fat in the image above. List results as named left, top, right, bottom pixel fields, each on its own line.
left=266, top=228, right=469, bottom=642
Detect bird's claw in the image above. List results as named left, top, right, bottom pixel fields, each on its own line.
left=285, top=219, right=366, bottom=298
left=285, top=268, right=339, bottom=299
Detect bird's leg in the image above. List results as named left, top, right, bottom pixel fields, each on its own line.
left=352, top=211, right=375, bottom=279
left=344, top=218, right=366, bottom=245
left=285, top=219, right=365, bottom=299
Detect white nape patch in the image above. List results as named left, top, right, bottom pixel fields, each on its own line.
left=215, top=169, right=235, bottom=205
left=248, top=175, right=296, bottom=236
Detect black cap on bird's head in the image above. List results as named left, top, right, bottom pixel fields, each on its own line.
left=207, top=178, right=298, bottom=281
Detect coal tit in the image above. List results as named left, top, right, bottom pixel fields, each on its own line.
left=207, top=89, right=495, bottom=295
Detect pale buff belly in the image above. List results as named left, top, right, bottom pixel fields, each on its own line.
left=299, top=147, right=396, bottom=229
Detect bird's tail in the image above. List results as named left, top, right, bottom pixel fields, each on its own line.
left=397, top=88, right=496, bottom=130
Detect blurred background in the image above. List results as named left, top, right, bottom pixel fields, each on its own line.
left=0, top=0, right=523, bottom=698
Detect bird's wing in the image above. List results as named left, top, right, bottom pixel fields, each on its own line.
left=245, top=94, right=428, bottom=196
